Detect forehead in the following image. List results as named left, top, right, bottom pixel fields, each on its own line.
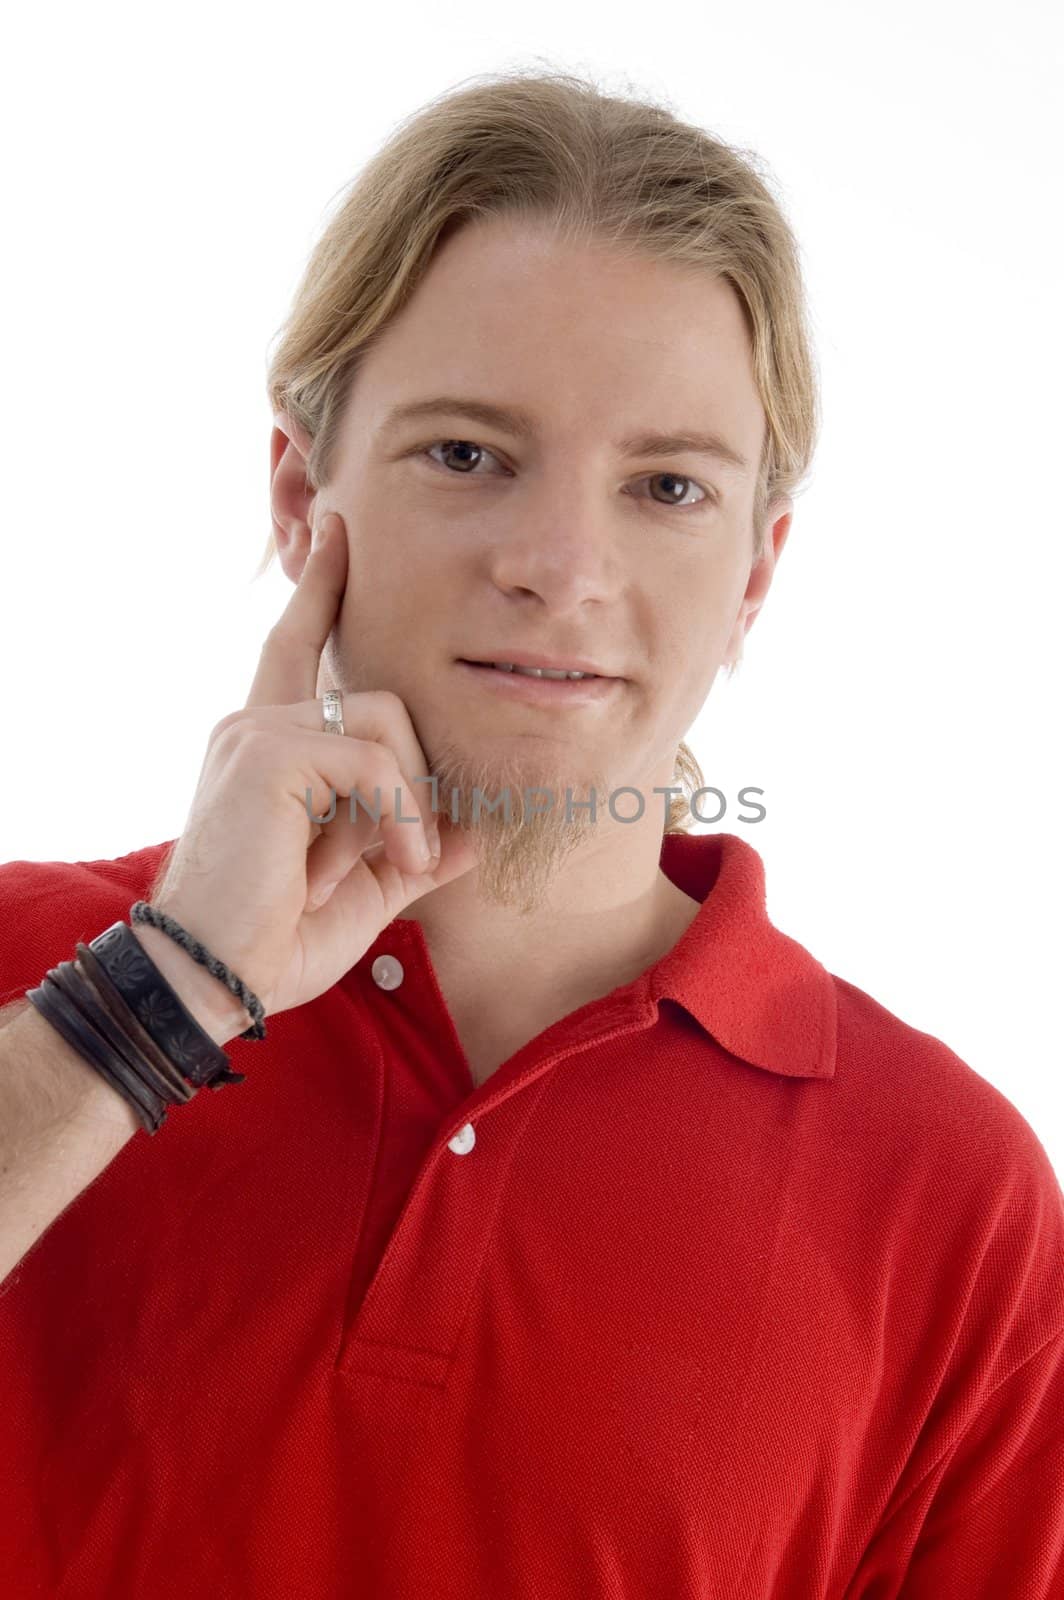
left=348, top=216, right=767, bottom=458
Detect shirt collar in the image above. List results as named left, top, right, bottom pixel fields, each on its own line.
left=131, top=831, right=832, bottom=1081
left=654, top=831, right=837, bottom=1081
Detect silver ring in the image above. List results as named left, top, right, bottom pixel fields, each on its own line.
left=322, top=690, right=345, bottom=736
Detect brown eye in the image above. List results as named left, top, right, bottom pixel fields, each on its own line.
left=428, top=439, right=493, bottom=473
left=644, top=472, right=707, bottom=508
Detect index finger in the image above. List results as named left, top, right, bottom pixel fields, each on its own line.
left=245, top=511, right=349, bottom=708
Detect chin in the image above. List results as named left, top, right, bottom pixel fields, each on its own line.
left=423, top=727, right=609, bottom=834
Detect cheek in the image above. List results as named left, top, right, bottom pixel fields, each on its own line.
left=345, top=499, right=457, bottom=581
left=671, top=556, right=749, bottom=649
left=340, top=516, right=422, bottom=607
left=332, top=536, right=444, bottom=686
left=658, top=599, right=737, bottom=711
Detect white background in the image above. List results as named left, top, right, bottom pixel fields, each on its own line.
left=2, top=0, right=1061, bottom=1172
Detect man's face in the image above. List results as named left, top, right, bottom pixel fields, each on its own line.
left=273, top=215, right=790, bottom=911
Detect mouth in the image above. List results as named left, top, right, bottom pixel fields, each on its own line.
left=455, top=659, right=623, bottom=705
left=458, top=658, right=610, bottom=680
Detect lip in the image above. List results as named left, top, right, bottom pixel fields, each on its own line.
left=459, top=651, right=620, bottom=678
left=455, top=660, right=623, bottom=705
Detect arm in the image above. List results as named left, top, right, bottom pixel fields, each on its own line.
left=0, top=924, right=252, bottom=1288
left=894, top=1325, right=1064, bottom=1598
left=851, top=1323, right=1064, bottom=1598
left=0, top=998, right=139, bottom=1287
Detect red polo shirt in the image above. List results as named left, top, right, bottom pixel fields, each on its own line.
left=0, top=829, right=1061, bottom=1598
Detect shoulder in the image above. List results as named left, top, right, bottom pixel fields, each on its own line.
left=0, top=839, right=176, bottom=1007
left=828, top=969, right=1063, bottom=1347
left=830, top=970, right=1049, bottom=1163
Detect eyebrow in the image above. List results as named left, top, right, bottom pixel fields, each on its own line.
left=376, top=395, right=750, bottom=474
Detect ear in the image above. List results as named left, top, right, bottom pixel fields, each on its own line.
left=269, top=411, right=319, bottom=583
left=722, top=497, right=793, bottom=672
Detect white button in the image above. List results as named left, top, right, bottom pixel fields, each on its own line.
left=371, top=954, right=404, bottom=990
left=447, top=1121, right=476, bottom=1155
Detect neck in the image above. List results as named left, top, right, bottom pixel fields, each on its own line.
left=398, top=809, right=701, bottom=1014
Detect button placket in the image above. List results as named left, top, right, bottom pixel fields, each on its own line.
left=335, top=1078, right=554, bottom=1381
left=371, top=949, right=477, bottom=1155
left=334, top=984, right=653, bottom=1381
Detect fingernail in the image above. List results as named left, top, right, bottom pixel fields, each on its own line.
left=428, top=820, right=441, bottom=856
left=311, top=518, right=328, bottom=550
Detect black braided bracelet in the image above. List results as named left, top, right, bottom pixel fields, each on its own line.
left=129, top=901, right=267, bottom=1042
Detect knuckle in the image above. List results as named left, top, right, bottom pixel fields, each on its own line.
left=234, top=723, right=275, bottom=758
left=262, top=619, right=294, bottom=651
left=345, top=743, right=405, bottom=812
left=365, top=687, right=409, bottom=723
left=209, top=710, right=247, bottom=749
left=217, top=719, right=274, bottom=769
left=349, top=738, right=399, bottom=788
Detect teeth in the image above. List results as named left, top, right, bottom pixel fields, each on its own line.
left=490, top=662, right=593, bottom=680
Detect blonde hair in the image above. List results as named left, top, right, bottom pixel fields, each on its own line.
left=260, top=65, right=820, bottom=834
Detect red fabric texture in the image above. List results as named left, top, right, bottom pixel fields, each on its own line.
left=0, top=829, right=1060, bottom=1598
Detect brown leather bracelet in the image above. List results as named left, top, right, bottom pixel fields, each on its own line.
left=50, top=956, right=195, bottom=1111
left=86, top=921, right=246, bottom=1090
left=73, top=943, right=197, bottom=1106
left=26, top=970, right=167, bottom=1133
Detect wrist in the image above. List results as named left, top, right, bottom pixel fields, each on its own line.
left=130, top=923, right=253, bottom=1047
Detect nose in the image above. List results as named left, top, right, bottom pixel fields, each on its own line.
left=484, top=485, right=625, bottom=614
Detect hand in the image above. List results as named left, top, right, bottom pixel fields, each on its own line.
left=147, top=511, right=476, bottom=1029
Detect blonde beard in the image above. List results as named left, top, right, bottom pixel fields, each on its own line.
left=427, top=733, right=612, bottom=916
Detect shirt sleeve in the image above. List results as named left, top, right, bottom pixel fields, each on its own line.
left=0, top=844, right=176, bottom=1010
left=892, top=1323, right=1064, bottom=1598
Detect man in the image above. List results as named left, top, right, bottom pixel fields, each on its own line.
left=268, top=205, right=780, bottom=1088
left=0, top=68, right=1060, bottom=1598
